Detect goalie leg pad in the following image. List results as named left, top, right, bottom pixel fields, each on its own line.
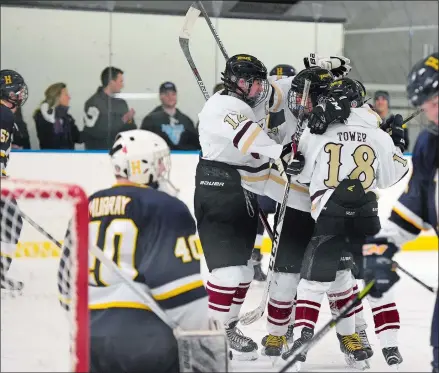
left=174, top=320, right=229, bottom=372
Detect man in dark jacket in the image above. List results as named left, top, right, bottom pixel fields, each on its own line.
left=141, top=82, right=199, bottom=150
left=83, top=67, right=136, bottom=150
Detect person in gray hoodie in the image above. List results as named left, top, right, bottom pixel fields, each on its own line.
left=83, top=67, right=136, bottom=150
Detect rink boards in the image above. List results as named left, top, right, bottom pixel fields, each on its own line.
left=6, top=151, right=438, bottom=258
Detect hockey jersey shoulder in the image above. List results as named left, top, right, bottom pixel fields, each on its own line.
left=348, top=105, right=382, bottom=129
left=270, top=76, right=293, bottom=113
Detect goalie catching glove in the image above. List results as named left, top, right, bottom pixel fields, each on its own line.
left=304, top=53, right=352, bottom=80
left=362, top=238, right=400, bottom=299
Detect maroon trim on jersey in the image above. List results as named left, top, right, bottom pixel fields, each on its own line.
left=232, top=121, right=253, bottom=148
left=311, top=189, right=327, bottom=202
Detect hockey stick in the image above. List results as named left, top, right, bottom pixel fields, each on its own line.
left=179, top=1, right=272, bottom=235
left=239, top=79, right=312, bottom=326
left=394, top=261, right=436, bottom=293
left=380, top=107, right=423, bottom=131
left=17, top=208, right=180, bottom=327
left=279, top=279, right=376, bottom=373
left=17, top=209, right=229, bottom=372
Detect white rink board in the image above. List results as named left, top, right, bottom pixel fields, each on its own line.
left=6, top=151, right=436, bottom=246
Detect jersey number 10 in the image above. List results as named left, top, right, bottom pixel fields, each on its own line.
left=88, top=219, right=202, bottom=286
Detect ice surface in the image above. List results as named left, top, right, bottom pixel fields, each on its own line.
left=231, top=251, right=438, bottom=372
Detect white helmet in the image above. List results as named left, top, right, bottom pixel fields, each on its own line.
left=110, top=129, right=171, bottom=186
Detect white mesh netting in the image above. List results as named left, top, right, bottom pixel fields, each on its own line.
left=0, top=178, right=89, bottom=372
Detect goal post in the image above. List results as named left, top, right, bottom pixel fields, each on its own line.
left=1, top=178, right=89, bottom=372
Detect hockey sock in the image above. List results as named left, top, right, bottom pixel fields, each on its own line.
left=267, top=272, right=299, bottom=336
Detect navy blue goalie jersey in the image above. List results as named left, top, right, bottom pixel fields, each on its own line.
left=58, top=183, right=207, bottom=322
left=0, top=105, right=15, bottom=176
left=377, top=129, right=438, bottom=246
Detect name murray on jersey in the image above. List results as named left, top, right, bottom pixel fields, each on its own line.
left=58, top=185, right=207, bottom=324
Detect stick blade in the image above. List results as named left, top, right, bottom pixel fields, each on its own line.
left=179, top=3, right=201, bottom=40
left=239, top=307, right=264, bottom=326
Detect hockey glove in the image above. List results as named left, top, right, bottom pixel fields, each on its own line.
left=276, top=143, right=305, bottom=178
left=304, top=54, right=352, bottom=80
left=362, top=238, right=400, bottom=298
left=381, top=114, right=406, bottom=152
left=308, top=95, right=351, bottom=134
left=287, top=151, right=305, bottom=176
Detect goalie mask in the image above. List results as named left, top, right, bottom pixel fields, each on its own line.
left=288, top=66, right=333, bottom=118
left=221, top=54, right=269, bottom=108
left=109, top=130, right=171, bottom=186
left=0, top=69, right=29, bottom=108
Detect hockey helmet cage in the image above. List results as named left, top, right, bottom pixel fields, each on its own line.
left=221, top=54, right=269, bottom=108
left=0, top=69, right=28, bottom=108
left=288, top=66, right=333, bottom=116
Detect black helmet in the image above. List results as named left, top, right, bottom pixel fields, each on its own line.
left=0, top=69, right=28, bottom=108
left=328, top=77, right=367, bottom=108
left=221, top=54, right=268, bottom=108
left=407, top=52, right=438, bottom=107
left=288, top=66, right=333, bottom=117
left=269, top=64, right=296, bottom=78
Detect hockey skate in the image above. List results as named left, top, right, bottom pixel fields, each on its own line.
left=337, top=333, right=369, bottom=370
left=281, top=327, right=314, bottom=371
left=226, top=320, right=258, bottom=361
left=260, top=334, right=288, bottom=365
left=382, top=347, right=403, bottom=370
left=261, top=324, right=294, bottom=349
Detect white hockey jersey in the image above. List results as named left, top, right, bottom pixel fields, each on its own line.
left=296, top=105, right=410, bottom=221
left=263, top=76, right=312, bottom=212
left=198, top=92, right=282, bottom=195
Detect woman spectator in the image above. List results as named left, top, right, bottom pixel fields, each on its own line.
left=34, top=83, right=82, bottom=149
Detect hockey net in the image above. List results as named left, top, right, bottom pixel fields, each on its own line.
left=0, top=178, right=89, bottom=372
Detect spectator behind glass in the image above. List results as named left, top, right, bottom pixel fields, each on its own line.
left=33, top=83, right=82, bottom=149
left=12, top=106, right=31, bottom=149
left=83, top=67, right=136, bottom=150
left=141, top=82, right=200, bottom=150
left=374, top=90, right=409, bottom=150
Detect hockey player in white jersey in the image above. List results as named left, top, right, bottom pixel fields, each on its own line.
left=195, top=54, right=295, bottom=360
left=259, top=66, right=342, bottom=358
left=281, top=78, right=409, bottom=369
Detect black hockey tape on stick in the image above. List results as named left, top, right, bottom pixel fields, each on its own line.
left=180, top=1, right=272, bottom=237
left=394, top=261, right=436, bottom=293
left=278, top=279, right=376, bottom=373
left=239, top=79, right=312, bottom=326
